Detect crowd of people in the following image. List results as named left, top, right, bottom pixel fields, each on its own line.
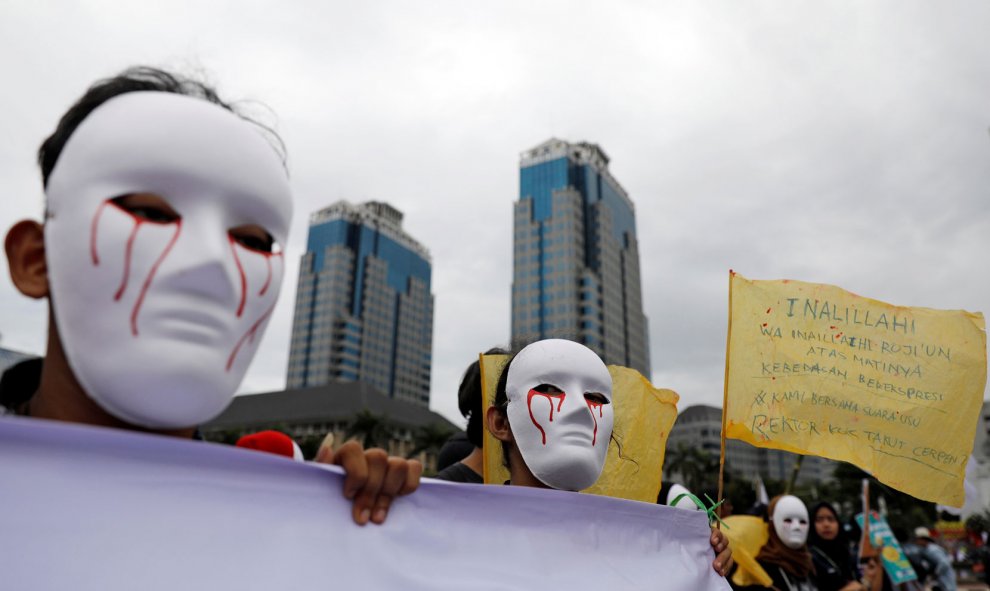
left=709, top=494, right=958, bottom=591
left=0, top=65, right=969, bottom=590
left=0, top=65, right=734, bottom=582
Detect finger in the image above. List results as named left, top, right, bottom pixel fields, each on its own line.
left=715, top=536, right=727, bottom=553
left=714, top=547, right=733, bottom=576
left=334, top=440, right=368, bottom=500
left=370, top=457, right=409, bottom=525
left=710, top=529, right=727, bottom=553
left=314, top=433, right=335, bottom=463
left=399, top=459, right=423, bottom=496
left=350, top=448, right=388, bottom=526
left=721, top=553, right=734, bottom=577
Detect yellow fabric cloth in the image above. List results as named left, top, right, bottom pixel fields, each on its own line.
left=723, top=515, right=772, bottom=587
left=725, top=272, right=987, bottom=506
left=480, top=354, right=678, bottom=503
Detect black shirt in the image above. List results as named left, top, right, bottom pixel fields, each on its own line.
left=434, top=461, right=483, bottom=484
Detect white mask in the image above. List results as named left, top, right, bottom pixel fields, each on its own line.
left=505, top=339, right=613, bottom=491
left=772, top=495, right=810, bottom=549
left=666, top=483, right=701, bottom=511
left=44, top=92, right=292, bottom=429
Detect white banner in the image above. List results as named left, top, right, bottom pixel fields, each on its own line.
left=0, top=416, right=730, bottom=590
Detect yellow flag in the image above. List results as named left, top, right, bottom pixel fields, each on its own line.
left=480, top=353, right=678, bottom=503
left=724, top=272, right=987, bottom=506
left=722, top=515, right=772, bottom=588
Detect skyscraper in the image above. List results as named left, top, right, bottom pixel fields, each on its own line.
left=287, top=201, right=433, bottom=407
left=512, top=139, right=650, bottom=375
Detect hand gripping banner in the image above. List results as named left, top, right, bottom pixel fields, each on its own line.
left=0, top=416, right=729, bottom=590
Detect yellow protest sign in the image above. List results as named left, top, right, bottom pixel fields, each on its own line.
left=724, top=272, right=987, bottom=506
left=480, top=353, right=678, bottom=503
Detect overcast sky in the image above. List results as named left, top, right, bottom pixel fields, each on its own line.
left=1, top=1, right=988, bottom=426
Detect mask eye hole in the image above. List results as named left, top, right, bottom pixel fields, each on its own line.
left=111, top=193, right=180, bottom=224
left=584, top=392, right=609, bottom=405
left=533, top=384, right=563, bottom=394
left=229, top=224, right=276, bottom=254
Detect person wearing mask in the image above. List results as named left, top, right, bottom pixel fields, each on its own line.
left=485, top=338, right=733, bottom=576
left=2, top=66, right=420, bottom=526
left=754, top=495, right=818, bottom=591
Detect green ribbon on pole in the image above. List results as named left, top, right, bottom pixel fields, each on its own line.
left=669, top=492, right=729, bottom=530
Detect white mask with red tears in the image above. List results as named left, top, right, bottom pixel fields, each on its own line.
left=505, top=339, right=613, bottom=491
left=44, top=91, right=292, bottom=429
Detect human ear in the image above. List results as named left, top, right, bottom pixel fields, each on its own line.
left=5, top=220, right=49, bottom=299
left=486, top=405, right=514, bottom=443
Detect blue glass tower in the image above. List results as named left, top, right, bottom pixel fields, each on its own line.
left=512, top=139, right=650, bottom=375
left=287, top=201, right=433, bottom=407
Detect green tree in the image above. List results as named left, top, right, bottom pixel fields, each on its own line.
left=965, top=510, right=990, bottom=535
left=296, top=433, right=328, bottom=460
left=665, top=443, right=720, bottom=493
left=408, top=423, right=456, bottom=460
left=815, top=462, right=935, bottom=537
left=345, top=410, right=393, bottom=449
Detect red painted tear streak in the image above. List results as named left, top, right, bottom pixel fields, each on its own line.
left=114, top=219, right=145, bottom=301
left=226, top=302, right=277, bottom=372
left=259, top=252, right=282, bottom=296
left=130, top=221, right=182, bottom=337
left=585, top=399, right=604, bottom=445
left=526, top=388, right=566, bottom=445
left=229, top=236, right=247, bottom=318
left=90, top=200, right=111, bottom=265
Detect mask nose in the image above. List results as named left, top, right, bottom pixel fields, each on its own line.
left=162, top=215, right=239, bottom=304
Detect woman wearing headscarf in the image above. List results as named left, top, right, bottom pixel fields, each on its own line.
left=755, top=495, right=818, bottom=591
left=808, top=502, right=862, bottom=591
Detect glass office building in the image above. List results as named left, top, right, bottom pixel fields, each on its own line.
left=512, top=139, right=650, bottom=375
left=287, top=201, right=433, bottom=407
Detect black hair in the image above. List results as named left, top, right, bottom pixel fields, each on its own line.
left=808, top=501, right=849, bottom=547
left=38, top=66, right=285, bottom=188
left=459, top=347, right=509, bottom=448
left=0, top=357, right=43, bottom=412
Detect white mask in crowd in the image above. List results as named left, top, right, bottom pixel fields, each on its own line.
left=505, top=339, right=613, bottom=491
left=666, top=483, right=701, bottom=511
left=772, top=495, right=810, bottom=549
left=44, top=92, right=292, bottom=428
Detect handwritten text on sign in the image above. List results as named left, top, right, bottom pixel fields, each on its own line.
left=724, top=273, right=986, bottom=506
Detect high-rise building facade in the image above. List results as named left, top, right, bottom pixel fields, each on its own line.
left=511, top=138, right=650, bottom=374
left=665, top=405, right=837, bottom=486
left=287, top=201, right=433, bottom=407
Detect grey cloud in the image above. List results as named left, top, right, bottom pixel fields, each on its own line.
left=1, top=1, right=988, bottom=425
